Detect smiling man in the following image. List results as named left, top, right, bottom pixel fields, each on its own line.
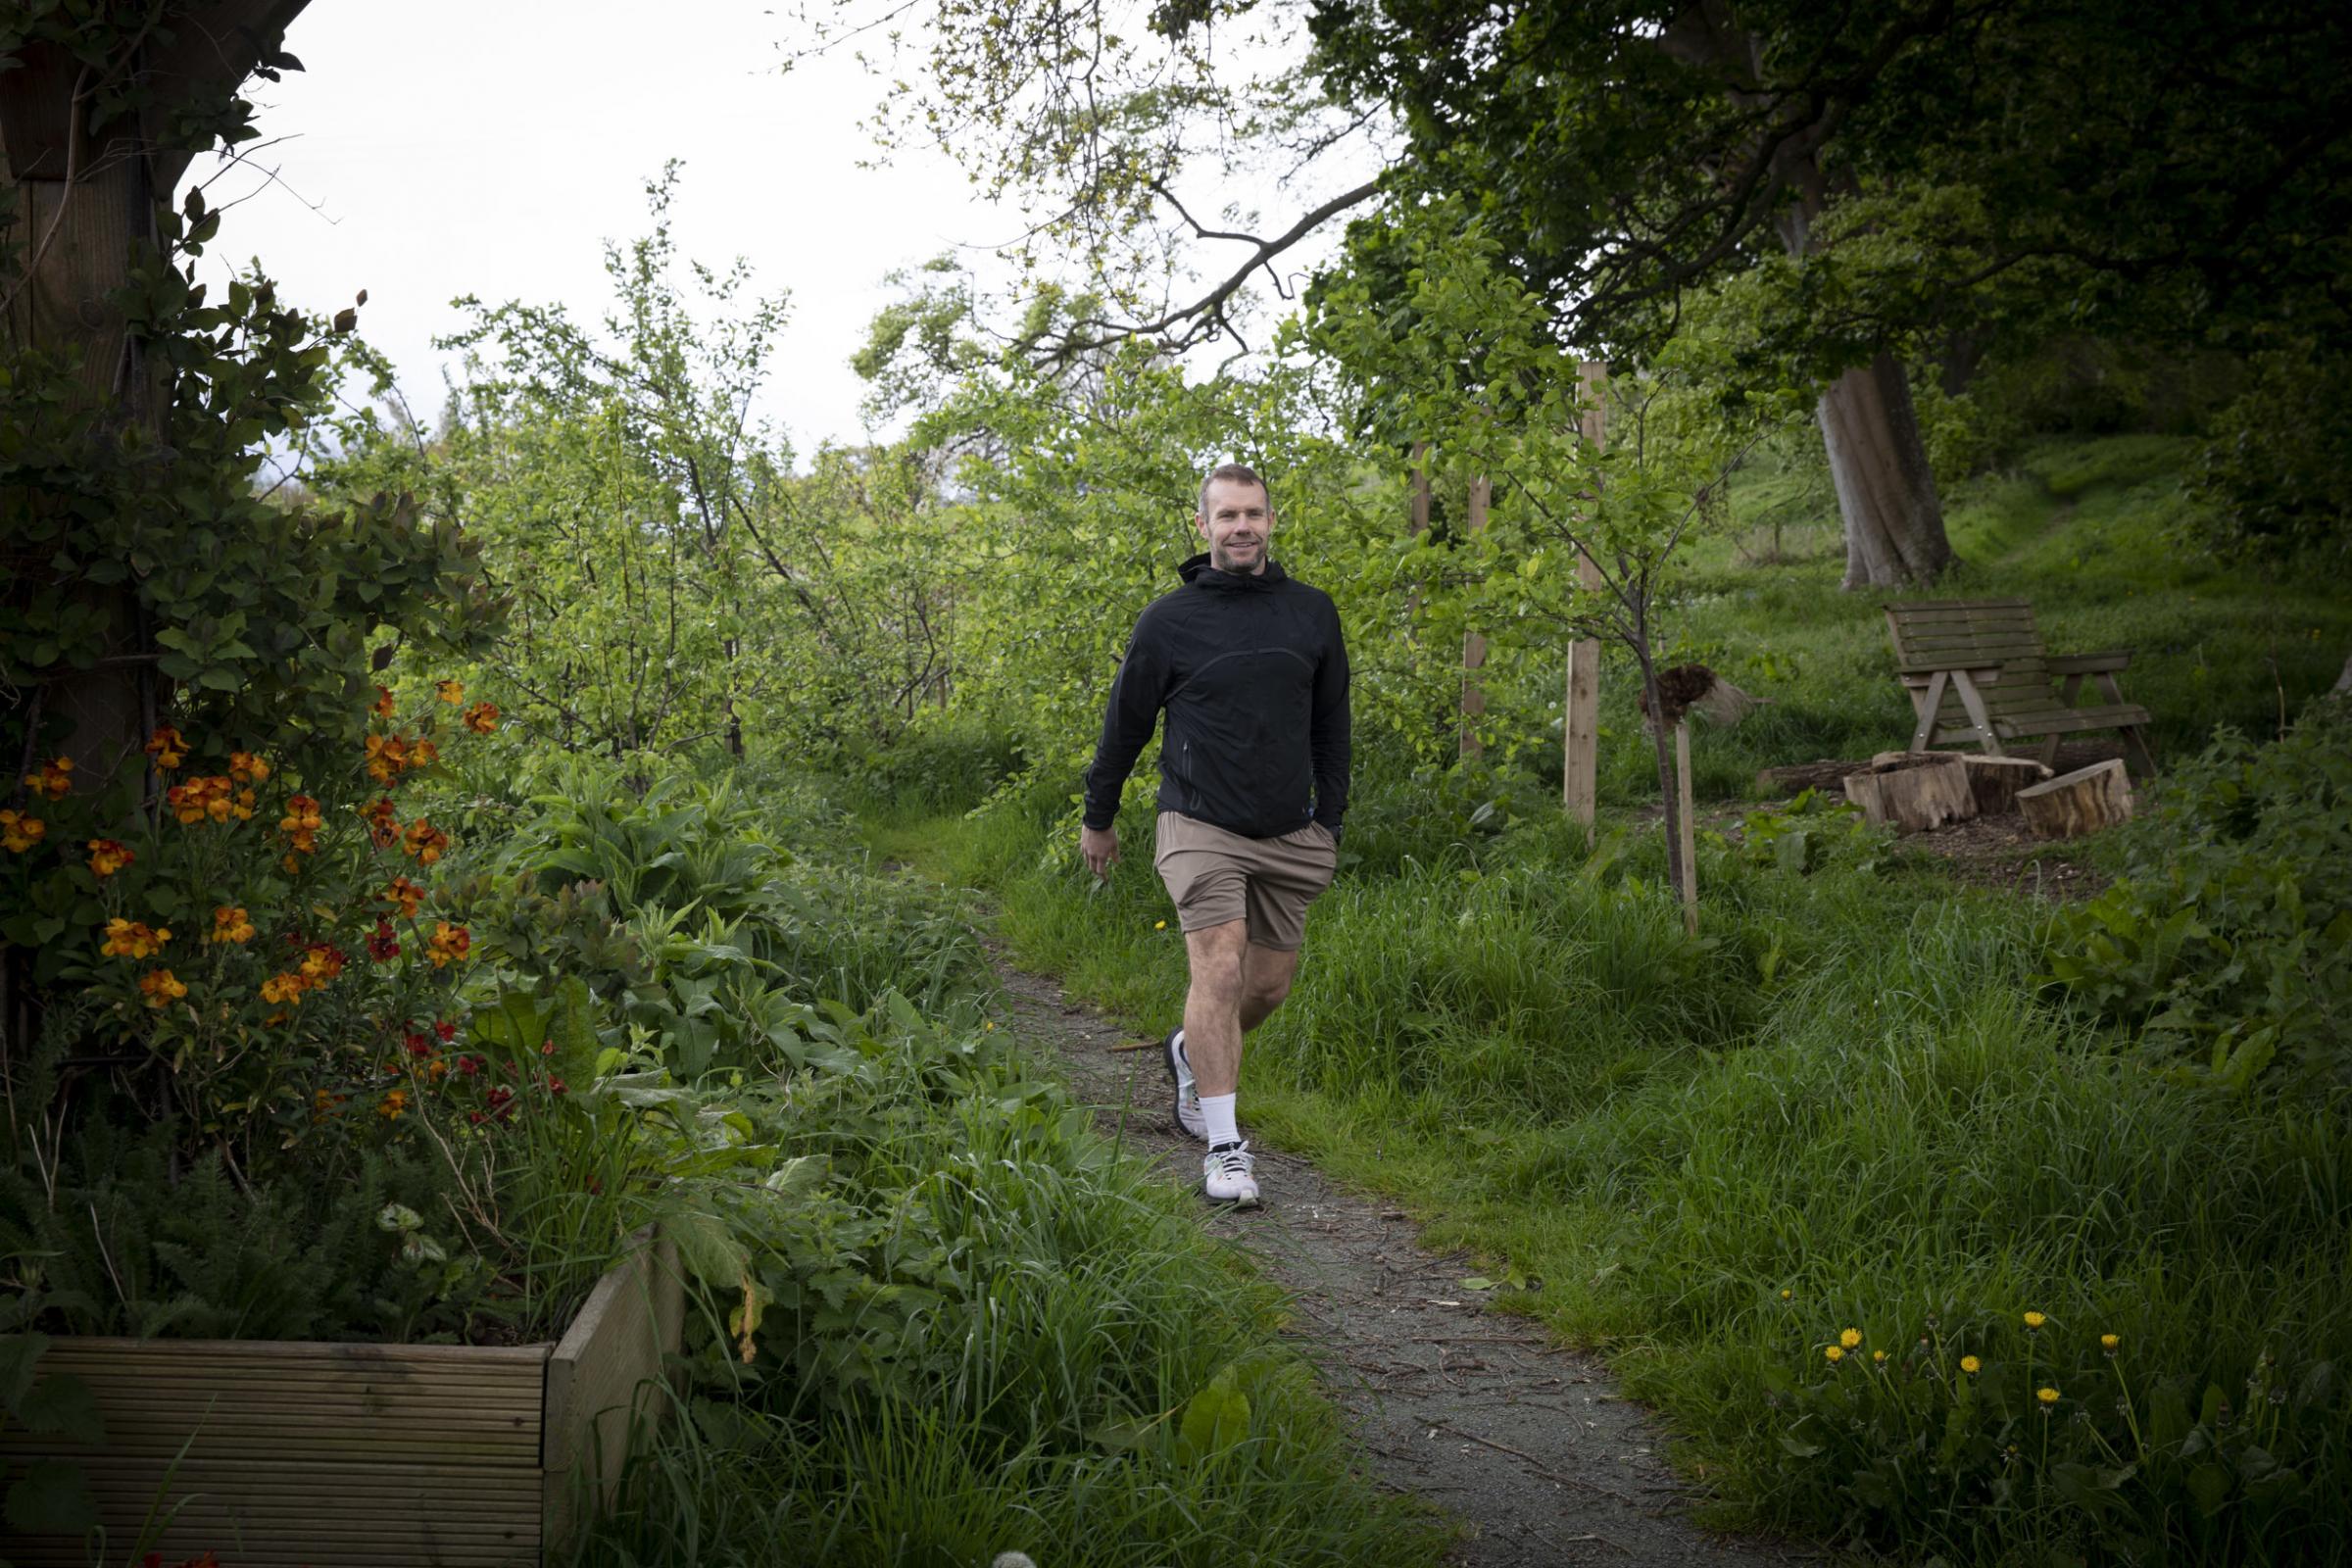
left=1078, top=463, right=1352, bottom=1207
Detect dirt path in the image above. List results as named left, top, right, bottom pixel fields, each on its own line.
left=990, top=956, right=1807, bottom=1568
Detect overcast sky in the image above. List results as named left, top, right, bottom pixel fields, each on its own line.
left=195, top=1, right=1026, bottom=458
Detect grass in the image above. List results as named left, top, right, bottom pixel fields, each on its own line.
left=868, top=436, right=2352, bottom=1565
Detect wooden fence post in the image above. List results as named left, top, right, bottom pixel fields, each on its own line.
left=1562, top=363, right=1608, bottom=839
left=1460, top=474, right=1491, bottom=757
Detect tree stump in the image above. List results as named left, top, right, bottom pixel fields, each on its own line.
left=1962, top=755, right=2053, bottom=816
left=2017, top=760, right=2134, bottom=839
left=1843, top=753, right=1976, bottom=833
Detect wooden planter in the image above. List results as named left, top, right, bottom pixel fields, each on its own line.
left=1, top=1231, right=681, bottom=1568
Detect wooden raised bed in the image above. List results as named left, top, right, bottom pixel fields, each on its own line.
left=0, top=1232, right=681, bottom=1568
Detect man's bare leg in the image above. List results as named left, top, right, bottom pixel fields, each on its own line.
left=1239, top=943, right=1302, bottom=1034
left=1181, top=920, right=1250, bottom=1098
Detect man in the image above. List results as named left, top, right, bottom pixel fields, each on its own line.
left=1079, top=463, right=1350, bottom=1207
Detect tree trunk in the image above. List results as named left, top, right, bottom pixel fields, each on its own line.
left=1816, top=353, right=1954, bottom=589
left=2018, top=760, right=2134, bottom=839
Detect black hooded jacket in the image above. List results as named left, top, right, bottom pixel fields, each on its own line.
left=1082, top=554, right=1350, bottom=839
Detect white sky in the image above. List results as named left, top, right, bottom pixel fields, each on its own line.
left=194, top=0, right=1019, bottom=458
left=192, top=0, right=1370, bottom=464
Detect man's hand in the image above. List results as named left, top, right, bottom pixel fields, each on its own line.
left=1079, top=824, right=1120, bottom=878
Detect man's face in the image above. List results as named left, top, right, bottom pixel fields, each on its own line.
left=1197, top=478, right=1273, bottom=575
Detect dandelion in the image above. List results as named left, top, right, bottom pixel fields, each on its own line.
left=1840, top=1328, right=1863, bottom=1349
left=1873, top=1349, right=1887, bottom=1364
left=145, top=726, right=187, bottom=769
left=1960, top=1355, right=1982, bottom=1375
left=87, top=839, right=134, bottom=877
left=2023, top=1311, right=2046, bottom=1330
left=24, top=756, right=74, bottom=800
left=138, top=969, right=187, bottom=1008
left=1780, top=1289, right=1792, bottom=1301
left=2037, top=1386, right=2060, bottom=1409
left=1154, top=919, right=1167, bottom=930
left=983, top=1020, right=996, bottom=1032
left=2101, top=1333, right=2120, bottom=1353
left=435, top=678, right=465, bottom=705
left=207, top=906, right=257, bottom=945
left=1, top=809, right=47, bottom=853
left=1824, top=1346, right=1844, bottom=1364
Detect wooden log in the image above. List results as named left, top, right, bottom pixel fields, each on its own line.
left=1842, top=753, right=1977, bottom=833
left=1963, top=754, right=2052, bottom=815
left=2017, top=760, right=2134, bottom=839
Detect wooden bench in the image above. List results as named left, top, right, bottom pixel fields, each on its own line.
left=1885, top=598, right=2156, bottom=773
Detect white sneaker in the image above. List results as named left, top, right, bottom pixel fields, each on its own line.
left=1202, top=1141, right=1259, bottom=1206
left=1164, top=1028, right=1206, bottom=1141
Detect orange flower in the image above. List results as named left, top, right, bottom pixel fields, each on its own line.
left=383, top=875, right=426, bottom=918
left=435, top=678, right=465, bottom=705
left=207, top=906, right=257, bottom=945
left=145, top=726, right=187, bottom=769
left=378, top=1088, right=410, bottom=1120
left=299, top=943, right=347, bottom=984
left=167, top=775, right=236, bottom=825
left=411, top=737, right=439, bottom=769
left=426, top=921, right=471, bottom=968
left=462, top=701, right=500, bottom=735
left=24, top=756, right=74, bottom=800
left=364, top=732, right=407, bottom=784
left=101, top=918, right=171, bottom=959
left=231, top=786, right=258, bottom=822
left=138, top=968, right=187, bottom=1008
left=1, top=809, right=47, bottom=854
left=403, top=818, right=449, bottom=866
left=260, top=971, right=308, bottom=1005
left=363, top=796, right=401, bottom=849
left=87, top=839, right=135, bottom=878
left=372, top=684, right=397, bottom=719
left=227, top=751, right=270, bottom=785
left=278, top=794, right=324, bottom=855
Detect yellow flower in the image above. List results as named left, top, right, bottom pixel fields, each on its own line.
left=2023, top=1311, right=2046, bottom=1330
left=1780, top=1289, right=1792, bottom=1301
left=1873, top=1349, right=1887, bottom=1364
left=1824, top=1346, right=1844, bottom=1364
left=207, top=906, right=257, bottom=945
left=101, top=918, right=171, bottom=959
left=461, top=701, right=500, bottom=734
left=2101, top=1333, right=2120, bottom=1353
left=2037, top=1386, right=2060, bottom=1406
left=260, top=972, right=308, bottom=1005
left=1153, top=919, right=1167, bottom=930
left=435, top=678, right=466, bottom=705
left=1960, top=1355, right=1982, bottom=1375
left=24, top=756, right=74, bottom=800
left=86, top=839, right=134, bottom=877
left=138, top=968, right=187, bottom=1008
left=378, top=1088, right=409, bottom=1120
left=145, top=726, right=186, bottom=770
left=1839, top=1328, right=1863, bottom=1349
left=0, top=808, right=46, bottom=854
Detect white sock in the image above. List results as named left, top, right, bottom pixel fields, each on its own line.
left=1200, top=1093, right=1240, bottom=1148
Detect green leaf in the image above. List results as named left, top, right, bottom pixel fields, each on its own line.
left=3, top=1459, right=98, bottom=1535
left=16, top=1373, right=106, bottom=1446
left=1175, top=1374, right=1251, bottom=1465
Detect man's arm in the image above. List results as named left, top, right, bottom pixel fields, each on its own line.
left=1082, top=615, right=1169, bottom=834
left=1310, top=599, right=1351, bottom=836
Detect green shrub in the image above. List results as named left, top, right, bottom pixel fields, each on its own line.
left=2048, top=702, right=2352, bottom=1089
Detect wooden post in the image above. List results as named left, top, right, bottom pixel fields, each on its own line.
left=1460, top=474, right=1490, bottom=757
left=1674, top=718, right=1699, bottom=933
left=1562, top=363, right=1608, bottom=838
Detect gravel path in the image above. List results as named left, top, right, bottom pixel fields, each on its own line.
left=991, top=954, right=1809, bottom=1568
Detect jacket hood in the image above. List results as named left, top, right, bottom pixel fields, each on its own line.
left=1178, top=552, right=1288, bottom=589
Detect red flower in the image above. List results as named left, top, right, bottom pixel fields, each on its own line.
left=367, top=920, right=401, bottom=961
left=403, top=1030, right=432, bottom=1056
left=456, top=1054, right=483, bottom=1078
left=547, top=1075, right=567, bottom=1096
left=435, top=1018, right=458, bottom=1043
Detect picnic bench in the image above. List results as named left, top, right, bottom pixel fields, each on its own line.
left=1884, top=598, right=2157, bottom=773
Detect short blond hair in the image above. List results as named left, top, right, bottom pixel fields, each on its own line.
left=1198, top=462, right=1270, bottom=518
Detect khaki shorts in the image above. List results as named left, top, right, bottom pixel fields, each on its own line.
left=1153, top=811, right=1339, bottom=952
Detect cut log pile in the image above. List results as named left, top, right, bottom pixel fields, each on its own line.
left=1834, top=749, right=2132, bottom=839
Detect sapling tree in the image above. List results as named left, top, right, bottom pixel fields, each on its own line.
left=1305, top=210, right=1781, bottom=902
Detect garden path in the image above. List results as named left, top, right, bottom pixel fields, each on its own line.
left=990, top=952, right=1810, bottom=1568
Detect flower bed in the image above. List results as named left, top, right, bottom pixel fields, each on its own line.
left=0, top=1231, right=678, bottom=1568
